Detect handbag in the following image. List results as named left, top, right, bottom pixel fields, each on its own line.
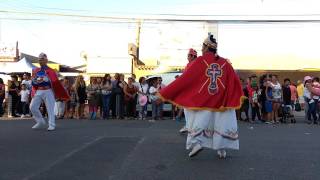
left=295, top=102, right=301, bottom=112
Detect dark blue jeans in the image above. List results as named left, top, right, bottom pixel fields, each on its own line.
left=21, top=102, right=29, bottom=115
left=152, top=101, right=160, bottom=120
left=0, top=98, right=3, bottom=116
left=102, top=94, right=111, bottom=119
left=307, top=100, right=318, bottom=123
left=139, top=104, right=148, bottom=119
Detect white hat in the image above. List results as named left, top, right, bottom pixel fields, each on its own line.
left=38, top=52, right=48, bottom=60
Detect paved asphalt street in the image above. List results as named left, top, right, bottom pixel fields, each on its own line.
left=0, top=115, right=319, bottom=180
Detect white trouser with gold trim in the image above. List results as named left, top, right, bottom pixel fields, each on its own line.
left=30, top=89, right=56, bottom=128
left=186, top=109, right=239, bottom=150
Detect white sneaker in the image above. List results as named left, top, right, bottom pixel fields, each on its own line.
left=217, top=150, right=227, bottom=159
left=32, top=122, right=46, bottom=129
left=179, top=126, right=188, bottom=133
left=21, top=115, right=26, bottom=118
left=189, top=144, right=203, bottom=157
left=47, top=126, right=55, bottom=131
left=148, top=119, right=156, bottom=122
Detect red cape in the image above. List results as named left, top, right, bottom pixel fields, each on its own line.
left=158, top=52, right=244, bottom=112
left=32, top=67, right=70, bottom=101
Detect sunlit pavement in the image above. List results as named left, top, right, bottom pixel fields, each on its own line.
left=0, top=113, right=319, bottom=180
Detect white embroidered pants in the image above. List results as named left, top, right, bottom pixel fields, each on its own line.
left=186, top=109, right=239, bottom=150
left=30, top=89, right=56, bottom=128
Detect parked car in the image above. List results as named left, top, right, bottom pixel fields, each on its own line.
left=146, top=71, right=182, bottom=86
left=140, top=71, right=183, bottom=114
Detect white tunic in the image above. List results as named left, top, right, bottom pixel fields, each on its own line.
left=185, top=109, right=239, bottom=150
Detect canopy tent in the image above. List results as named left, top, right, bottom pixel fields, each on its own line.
left=0, top=57, right=36, bottom=74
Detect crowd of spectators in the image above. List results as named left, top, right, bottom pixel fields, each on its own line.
left=1, top=72, right=320, bottom=125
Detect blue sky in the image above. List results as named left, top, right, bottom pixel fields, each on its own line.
left=1, top=0, right=207, bottom=15
left=2, top=0, right=320, bottom=15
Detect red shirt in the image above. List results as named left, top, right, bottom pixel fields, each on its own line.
left=289, top=85, right=297, bottom=101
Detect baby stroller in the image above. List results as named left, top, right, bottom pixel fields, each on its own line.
left=280, top=103, right=296, bottom=123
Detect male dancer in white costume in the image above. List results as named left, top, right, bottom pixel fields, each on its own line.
left=179, top=48, right=197, bottom=134
left=30, top=53, right=69, bottom=131
left=159, top=34, right=244, bottom=158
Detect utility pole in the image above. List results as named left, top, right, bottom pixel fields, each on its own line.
left=132, top=20, right=141, bottom=74
left=136, top=20, right=141, bottom=62
left=0, top=19, right=2, bottom=42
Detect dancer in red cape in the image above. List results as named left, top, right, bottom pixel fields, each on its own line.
left=178, top=48, right=198, bottom=134
left=158, top=34, right=244, bottom=158
left=30, top=53, right=69, bottom=131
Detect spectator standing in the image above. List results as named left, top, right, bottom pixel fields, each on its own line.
left=111, top=73, right=120, bottom=118
left=304, top=76, right=318, bottom=124
left=87, top=78, right=99, bottom=120
left=74, top=75, right=87, bottom=119
left=101, top=74, right=112, bottom=119
left=54, top=79, right=66, bottom=119
left=68, top=85, right=77, bottom=119
left=21, top=73, right=32, bottom=115
left=265, top=78, right=273, bottom=124
left=270, top=75, right=282, bottom=123
left=116, top=74, right=126, bottom=119
left=282, top=78, right=292, bottom=123
left=297, top=80, right=305, bottom=110
left=132, top=74, right=140, bottom=117
left=250, top=85, right=261, bottom=122
left=96, top=77, right=103, bottom=119
left=19, top=83, right=30, bottom=118
left=149, top=79, right=160, bottom=122
left=157, top=77, right=166, bottom=120
left=289, top=80, right=298, bottom=110
left=0, top=78, right=5, bottom=117
left=8, top=75, right=20, bottom=117
left=312, top=77, right=320, bottom=120
left=138, top=77, right=148, bottom=120
left=259, top=75, right=268, bottom=122
left=124, top=77, right=138, bottom=119
left=237, top=78, right=249, bottom=121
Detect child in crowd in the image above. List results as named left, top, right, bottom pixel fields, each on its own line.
left=19, top=83, right=30, bottom=118
left=149, top=79, right=160, bottom=122
left=250, top=85, right=261, bottom=122
left=138, top=77, right=149, bottom=120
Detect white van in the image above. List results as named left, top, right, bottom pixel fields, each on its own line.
left=139, top=72, right=183, bottom=113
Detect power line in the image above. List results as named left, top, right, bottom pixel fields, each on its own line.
left=4, top=0, right=320, bottom=18
left=1, top=8, right=320, bottom=22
